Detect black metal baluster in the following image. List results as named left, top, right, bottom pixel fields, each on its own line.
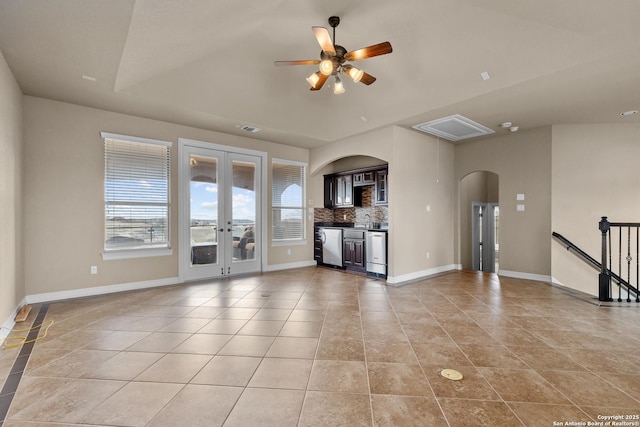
left=637, top=227, right=639, bottom=303
left=618, top=227, right=622, bottom=302
left=627, top=226, right=632, bottom=302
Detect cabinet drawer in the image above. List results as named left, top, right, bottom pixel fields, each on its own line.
left=343, top=229, right=365, bottom=239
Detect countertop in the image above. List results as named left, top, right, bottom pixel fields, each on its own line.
left=314, top=222, right=388, bottom=231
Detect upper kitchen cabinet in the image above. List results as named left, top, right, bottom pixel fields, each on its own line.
left=323, top=175, right=335, bottom=208
left=353, top=170, right=375, bottom=186
left=324, top=174, right=353, bottom=208
left=324, top=164, right=387, bottom=208
left=335, top=174, right=353, bottom=207
left=375, top=169, right=388, bottom=205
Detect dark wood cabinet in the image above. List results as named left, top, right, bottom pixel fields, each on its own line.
left=335, top=175, right=353, bottom=207
left=323, top=175, right=335, bottom=208
left=324, top=174, right=354, bottom=208
left=353, top=171, right=375, bottom=186
left=324, top=165, right=387, bottom=209
left=375, top=169, right=388, bottom=205
left=343, top=229, right=366, bottom=272
left=313, top=227, right=323, bottom=264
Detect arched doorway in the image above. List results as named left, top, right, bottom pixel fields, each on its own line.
left=460, top=171, right=499, bottom=273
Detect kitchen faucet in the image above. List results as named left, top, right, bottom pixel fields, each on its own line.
left=364, top=213, right=371, bottom=229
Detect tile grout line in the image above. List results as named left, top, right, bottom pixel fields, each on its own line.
left=0, top=304, right=49, bottom=424
left=386, top=290, right=453, bottom=427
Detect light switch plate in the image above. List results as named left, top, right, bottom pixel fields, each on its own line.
left=517, top=193, right=525, bottom=201
left=517, top=204, right=525, bottom=212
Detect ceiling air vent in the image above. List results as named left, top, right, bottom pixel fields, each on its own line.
left=240, top=125, right=261, bottom=133
left=412, top=114, right=494, bottom=141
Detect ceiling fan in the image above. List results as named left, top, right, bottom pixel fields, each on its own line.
left=274, top=16, right=392, bottom=94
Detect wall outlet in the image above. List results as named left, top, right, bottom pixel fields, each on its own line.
left=426, top=252, right=430, bottom=259
left=287, top=248, right=292, bottom=256
left=426, top=205, right=431, bottom=212
left=90, top=265, right=98, bottom=275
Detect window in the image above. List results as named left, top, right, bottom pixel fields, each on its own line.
left=102, top=132, right=172, bottom=259
left=272, top=159, right=306, bottom=242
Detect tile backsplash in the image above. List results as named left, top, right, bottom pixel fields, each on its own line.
left=313, top=187, right=388, bottom=224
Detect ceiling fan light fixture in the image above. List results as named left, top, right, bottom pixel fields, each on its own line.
left=306, top=71, right=321, bottom=88
left=319, top=59, right=334, bottom=76
left=333, top=76, right=345, bottom=94
left=344, top=65, right=364, bottom=83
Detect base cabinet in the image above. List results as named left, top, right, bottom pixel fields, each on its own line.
left=343, top=229, right=366, bottom=273
left=313, top=227, right=323, bottom=264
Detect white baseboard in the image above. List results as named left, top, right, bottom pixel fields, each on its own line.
left=1, top=297, right=27, bottom=344
left=264, top=260, right=317, bottom=272
left=25, top=277, right=181, bottom=305
left=498, top=270, right=552, bottom=282
left=386, top=264, right=461, bottom=285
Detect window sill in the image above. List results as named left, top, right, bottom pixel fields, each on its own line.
left=102, top=247, right=173, bottom=261
left=271, top=239, right=307, bottom=247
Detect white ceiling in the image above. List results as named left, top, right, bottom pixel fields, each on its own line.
left=1, top=0, right=639, bottom=149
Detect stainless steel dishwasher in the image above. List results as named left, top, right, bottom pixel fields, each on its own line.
left=366, top=231, right=387, bottom=277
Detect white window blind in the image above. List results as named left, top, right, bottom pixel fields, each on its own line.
left=272, top=159, right=306, bottom=241
left=102, top=132, right=171, bottom=252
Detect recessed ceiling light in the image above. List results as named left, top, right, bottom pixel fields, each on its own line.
left=360, top=116, right=368, bottom=122
left=480, top=71, right=490, bottom=81
left=82, top=75, right=96, bottom=82
left=620, top=110, right=638, bottom=116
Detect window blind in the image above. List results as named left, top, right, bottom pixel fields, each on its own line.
left=102, top=133, right=171, bottom=251
left=272, top=160, right=306, bottom=241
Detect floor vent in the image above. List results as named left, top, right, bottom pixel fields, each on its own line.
left=412, top=114, right=494, bottom=141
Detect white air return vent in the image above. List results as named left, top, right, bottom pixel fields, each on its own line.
left=240, top=125, right=261, bottom=133
left=412, top=114, right=494, bottom=141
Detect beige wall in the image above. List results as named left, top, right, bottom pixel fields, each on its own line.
left=14, top=92, right=633, bottom=306
left=551, top=123, right=640, bottom=296
left=0, top=50, right=24, bottom=328
left=455, top=127, right=552, bottom=278
left=23, top=97, right=310, bottom=296
left=309, top=126, right=456, bottom=283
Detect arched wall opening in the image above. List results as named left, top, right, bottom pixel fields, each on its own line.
left=459, top=170, right=500, bottom=272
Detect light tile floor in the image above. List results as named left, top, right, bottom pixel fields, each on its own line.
left=1, top=268, right=640, bottom=426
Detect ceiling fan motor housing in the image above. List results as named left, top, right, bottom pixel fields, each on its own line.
left=320, top=45, right=347, bottom=75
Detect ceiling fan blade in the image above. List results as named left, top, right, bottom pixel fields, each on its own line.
left=312, top=26, right=336, bottom=56
left=310, top=73, right=329, bottom=91
left=274, top=60, right=320, bottom=66
left=359, top=71, right=377, bottom=85
left=345, top=41, right=392, bottom=61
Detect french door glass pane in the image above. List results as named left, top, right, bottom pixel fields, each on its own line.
left=232, top=160, right=256, bottom=262
left=190, top=155, right=218, bottom=265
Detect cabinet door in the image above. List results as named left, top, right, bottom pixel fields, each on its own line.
left=336, top=175, right=353, bottom=207
left=324, top=175, right=335, bottom=208
left=375, top=170, right=388, bottom=205
left=344, top=175, right=353, bottom=205
left=353, top=240, right=365, bottom=268
left=343, top=240, right=354, bottom=266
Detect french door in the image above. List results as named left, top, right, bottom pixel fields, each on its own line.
left=179, top=140, right=263, bottom=281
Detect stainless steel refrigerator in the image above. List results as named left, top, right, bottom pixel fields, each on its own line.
left=321, top=227, right=343, bottom=267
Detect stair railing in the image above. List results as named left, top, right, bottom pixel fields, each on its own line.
left=599, top=216, right=640, bottom=302
left=552, top=224, right=639, bottom=303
